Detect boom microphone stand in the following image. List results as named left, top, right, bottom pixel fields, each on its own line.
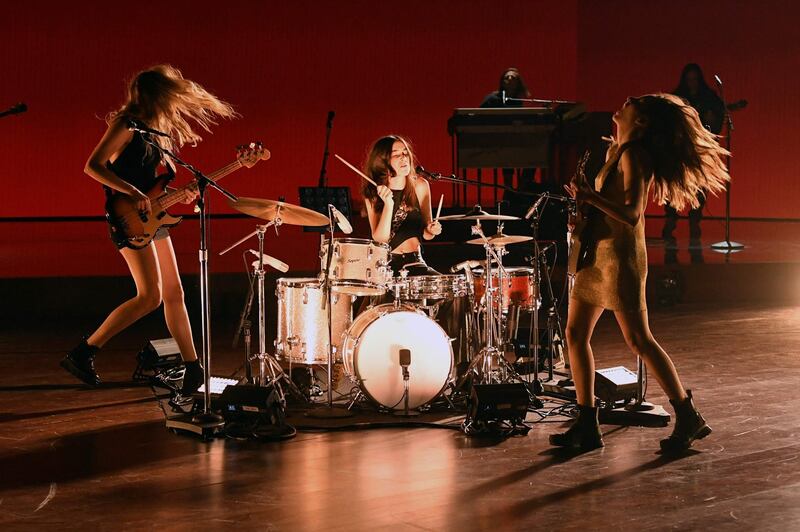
left=711, top=75, right=744, bottom=252
left=138, top=130, right=236, bottom=436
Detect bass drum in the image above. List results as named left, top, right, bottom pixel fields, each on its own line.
left=341, top=304, right=453, bottom=410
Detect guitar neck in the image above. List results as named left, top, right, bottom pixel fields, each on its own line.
left=158, top=159, right=243, bottom=209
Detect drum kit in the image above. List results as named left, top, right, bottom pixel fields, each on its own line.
left=220, top=194, right=564, bottom=416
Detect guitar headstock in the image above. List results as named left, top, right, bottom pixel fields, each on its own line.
left=237, top=141, right=271, bottom=168
left=575, top=149, right=591, bottom=184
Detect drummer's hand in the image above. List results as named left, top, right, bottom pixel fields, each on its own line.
left=426, top=220, right=442, bottom=237
left=377, top=185, right=394, bottom=206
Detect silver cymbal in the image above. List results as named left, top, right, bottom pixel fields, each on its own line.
left=467, top=233, right=533, bottom=246
left=438, top=207, right=519, bottom=221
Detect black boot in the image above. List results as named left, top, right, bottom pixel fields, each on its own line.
left=549, top=404, right=604, bottom=450
left=60, top=337, right=101, bottom=386
left=660, top=390, right=712, bottom=453
left=180, top=361, right=205, bottom=395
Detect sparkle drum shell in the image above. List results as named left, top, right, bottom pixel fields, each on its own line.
left=275, top=277, right=353, bottom=365
left=341, top=304, right=453, bottom=410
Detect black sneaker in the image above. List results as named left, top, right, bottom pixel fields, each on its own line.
left=60, top=338, right=101, bottom=386
left=180, top=361, right=205, bottom=395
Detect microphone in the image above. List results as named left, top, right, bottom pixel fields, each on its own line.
left=329, top=204, right=353, bottom=234
left=450, top=259, right=484, bottom=273
left=127, top=118, right=171, bottom=138
left=326, top=110, right=335, bottom=126
left=0, top=102, right=27, bottom=118
left=415, top=166, right=441, bottom=181
left=524, top=194, right=548, bottom=220
left=501, top=90, right=507, bottom=105
left=247, top=249, right=289, bottom=273
left=399, top=349, right=411, bottom=380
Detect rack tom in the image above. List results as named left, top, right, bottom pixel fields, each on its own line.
left=320, top=238, right=392, bottom=296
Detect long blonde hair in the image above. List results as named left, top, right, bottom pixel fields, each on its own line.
left=108, top=64, right=238, bottom=151
left=631, top=93, right=730, bottom=211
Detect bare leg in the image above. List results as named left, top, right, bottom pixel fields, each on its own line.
left=87, top=245, right=162, bottom=347
left=153, top=237, right=198, bottom=362
left=565, top=298, right=605, bottom=407
left=613, top=309, right=687, bottom=403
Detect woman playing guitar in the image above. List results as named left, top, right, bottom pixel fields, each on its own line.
left=557, top=94, right=729, bottom=452
left=61, top=65, right=237, bottom=394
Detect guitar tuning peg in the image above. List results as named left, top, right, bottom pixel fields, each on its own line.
left=249, top=142, right=256, bottom=149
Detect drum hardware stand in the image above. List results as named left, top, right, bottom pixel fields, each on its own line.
left=307, top=205, right=354, bottom=419
left=219, top=221, right=305, bottom=403
left=455, top=222, right=529, bottom=391
left=137, top=131, right=233, bottom=436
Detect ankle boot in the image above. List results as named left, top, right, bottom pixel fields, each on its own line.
left=180, top=361, right=205, bottom=395
left=549, top=404, right=604, bottom=450
left=660, top=390, right=712, bottom=452
left=60, top=337, right=101, bottom=386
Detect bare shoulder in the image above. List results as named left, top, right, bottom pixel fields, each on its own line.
left=413, top=175, right=430, bottom=194
left=620, top=143, right=652, bottom=173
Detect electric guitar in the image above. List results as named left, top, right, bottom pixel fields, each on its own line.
left=105, top=142, right=269, bottom=249
left=567, top=150, right=595, bottom=274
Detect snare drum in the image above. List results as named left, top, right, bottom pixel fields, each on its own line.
left=320, top=238, right=392, bottom=296
left=275, top=277, right=354, bottom=365
left=395, top=274, right=468, bottom=302
left=341, top=304, right=453, bottom=410
left=473, top=266, right=539, bottom=312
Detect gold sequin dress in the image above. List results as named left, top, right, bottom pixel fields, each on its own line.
left=569, top=145, right=648, bottom=312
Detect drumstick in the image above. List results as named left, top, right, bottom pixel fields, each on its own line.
left=334, top=154, right=378, bottom=187
left=434, top=194, right=443, bottom=221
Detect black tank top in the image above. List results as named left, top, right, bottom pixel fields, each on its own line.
left=105, top=128, right=172, bottom=195
left=389, top=188, right=425, bottom=250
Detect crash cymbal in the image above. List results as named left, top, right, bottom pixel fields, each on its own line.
left=229, top=197, right=330, bottom=226
left=467, top=233, right=534, bottom=246
left=438, top=206, right=519, bottom=221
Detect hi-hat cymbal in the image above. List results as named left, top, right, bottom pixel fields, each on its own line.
left=467, top=232, right=534, bottom=246
left=438, top=207, right=519, bottom=221
left=229, top=197, right=330, bottom=226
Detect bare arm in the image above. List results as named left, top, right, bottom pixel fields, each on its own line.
left=365, top=186, right=395, bottom=243
left=84, top=118, right=139, bottom=194
left=584, top=149, right=650, bottom=227
left=415, top=178, right=441, bottom=240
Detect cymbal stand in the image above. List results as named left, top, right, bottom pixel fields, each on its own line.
left=455, top=221, right=512, bottom=387
left=307, top=206, right=353, bottom=418
left=219, top=221, right=305, bottom=401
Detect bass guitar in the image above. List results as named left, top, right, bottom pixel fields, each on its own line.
left=106, top=142, right=269, bottom=249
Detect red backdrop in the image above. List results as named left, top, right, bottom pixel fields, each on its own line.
left=1, top=0, right=797, bottom=278
left=577, top=0, right=800, bottom=219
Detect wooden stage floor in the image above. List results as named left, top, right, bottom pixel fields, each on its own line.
left=1, top=302, right=799, bottom=530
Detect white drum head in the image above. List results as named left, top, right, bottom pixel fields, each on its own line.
left=346, top=308, right=452, bottom=410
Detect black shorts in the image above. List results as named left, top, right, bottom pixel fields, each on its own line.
left=108, top=222, right=170, bottom=250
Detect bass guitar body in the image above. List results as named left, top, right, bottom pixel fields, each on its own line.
left=105, top=175, right=182, bottom=250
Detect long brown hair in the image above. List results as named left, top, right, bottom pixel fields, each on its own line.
left=107, top=64, right=238, bottom=152
left=626, top=93, right=729, bottom=211
left=362, top=135, right=420, bottom=214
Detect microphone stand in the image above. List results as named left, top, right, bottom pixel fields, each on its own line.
left=318, top=111, right=335, bottom=188
left=421, top=170, right=539, bottom=198
left=711, top=76, right=744, bottom=252
left=139, top=132, right=237, bottom=435
left=502, top=95, right=577, bottom=108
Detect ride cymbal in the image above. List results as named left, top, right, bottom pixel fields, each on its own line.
left=229, top=197, right=330, bottom=226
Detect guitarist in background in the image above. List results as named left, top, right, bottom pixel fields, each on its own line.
left=61, top=64, right=237, bottom=394
left=557, top=94, right=729, bottom=453
left=662, top=63, right=726, bottom=250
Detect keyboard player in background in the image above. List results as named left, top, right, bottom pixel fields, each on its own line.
left=480, top=67, right=539, bottom=211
